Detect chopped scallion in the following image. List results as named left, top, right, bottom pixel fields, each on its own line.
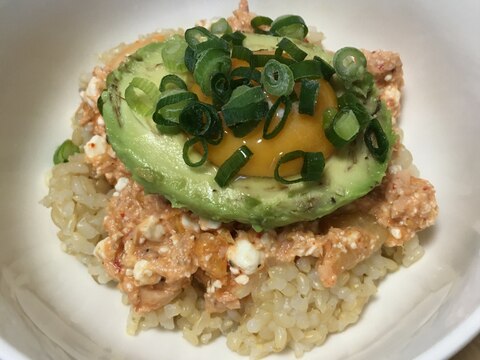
left=298, top=79, right=320, bottom=115
left=263, top=96, right=292, bottom=139
left=333, top=47, right=367, bottom=82
left=183, top=137, right=208, bottom=167
left=53, top=139, right=80, bottom=165
left=125, top=77, right=160, bottom=116
left=261, top=59, right=295, bottom=97
left=364, top=118, right=389, bottom=162
left=274, top=150, right=325, bottom=184
left=214, top=145, right=253, bottom=187
left=323, top=109, right=360, bottom=147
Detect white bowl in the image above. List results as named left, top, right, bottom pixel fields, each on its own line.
left=1, top=0, right=479, bottom=359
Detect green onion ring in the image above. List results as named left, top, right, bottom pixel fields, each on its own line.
left=214, top=145, right=253, bottom=187
left=231, top=67, right=262, bottom=83
left=298, top=79, right=320, bottom=115
left=221, top=31, right=246, bottom=46
left=159, top=74, right=188, bottom=92
left=323, top=108, right=360, bottom=147
left=274, top=150, right=325, bottom=184
left=211, top=72, right=232, bottom=106
left=125, top=77, right=160, bottom=116
left=184, top=26, right=215, bottom=48
left=183, top=137, right=209, bottom=167
left=53, top=139, right=80, bottom=165
left=333, top=47, right=367, bottom=82
left=194, top=48, right=232, bottom=96
left=270, top=15, right=308, bottom=40
left=364, top=118, right=389, bottom=162
left=231, top=45, right=253, bottom=63
left=289, top=60, right=324, bottom=81
left=338, top=92, right=371, bottom=128
left=263, top=96, right=292, bottom=139
left=161, top=35, right=188, bottom=73
left=250, top=16, right=273, bottom=34
left=210, top=18, right=232, bottom=35
left=261, top=59, right=295, bottom=97
left=313, top=55, right=335, bottom=80
left=275, top=37, right=307, bottom=62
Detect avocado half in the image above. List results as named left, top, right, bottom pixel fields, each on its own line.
left=102, top=33, right=396, bottom=229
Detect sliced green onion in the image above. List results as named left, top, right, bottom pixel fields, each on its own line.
left=263, top=96, right=292, bottom=139
left=161, top=35, right=188, bottom=73
left=183, top=137, right=208, bottom=167
left=221, top=31, right=246, bottom=46
left=179, top=102, right=223, bottom=144
left=338, top=92, right=371, bottom=127
left=184, top=26, right=215, bottom=48
left=261, top=59, right=295, bottom=97
left=193, top=49, right=232, bottom=96
left=275, top=38, right=307, bottom=62
left=231, top=67, right=262, bottom=83
left=53, top=139, right=80, bottom=165
left=270, top=15, right=308, bottom=40
left=222, top=85, right=268, bottom=137
left=194, top=37, right=229, bottom=53
left=350, top=72, right=374, bottom=98
left=313, top=56, right=335, bottom=80
left=324, top=109, right=360, bottom=147
left=184, top=46, right=197, bottom=73
left=333, top=47, right=367, bottom=82
left=298, top=79, right=320, bottom=115
left=250, top=16, right=273, bottom=34
left=155, top=90, right=197, bottom=109
left=210, top=18, right=232, bottom=35
left=364, top=118, right=389, bottom=163
left=211, top=72, right=232, bottom=106
left=125, top=77, right=160, bottom=116
left=289, top=60, right=324, bottom=81
left=153, top=90, right=198, bottom=134
left=194, top=48, right=231, bottom=96
left=231, top=45, right=253, bottom=63
left=214, top=145, right=253, bottom=187
left=274, top=151, right=325, bottom=184
left=159, top=74, right=188, bottom=92
left=322, top=107, right=337, bottom=130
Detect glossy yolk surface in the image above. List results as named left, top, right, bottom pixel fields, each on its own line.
left=190, top=60, right=338, bottom=178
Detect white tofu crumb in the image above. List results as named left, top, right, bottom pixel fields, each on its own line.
left=199, top=217, right=221, bottom=231
left=390, top=227, right=402, bottom=239
left=138, top=215, right=165, bottom=242
left=389, top=164, right=402, bottom=174
left=125, top=269, right=133, bottom=276
left=384, top=74, right=393, bottom=82
left=97, top=115, right=105, bottom=126
left=305, top=245, right=317, bottom=256
left=181, top=214, right=200, bottom=232
left=227, top=239, right=263, bottom=275
left=133, top=259, right=156, bottom=286
left=84, top=135, right=107, bottom=158
left=230, top=266, right=240, bottom=275
left=93, top=237, right=109, bottom=260
left=234, top=274, right=249, bottom=285
left=212, top=280, right=223, bottom=289
left=383, top=85, right=401, bottom=104
left=112, top=191, right=119, bottom=197
left=158, top=246, right=169, bottom=254
left=85, top=76, right=100, bottom=99
left=115, top=177, right=129, bottom=192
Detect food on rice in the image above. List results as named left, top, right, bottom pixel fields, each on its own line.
left=42, top=1, right=438, bottom=358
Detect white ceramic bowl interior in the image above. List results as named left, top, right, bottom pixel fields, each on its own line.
left=0, top=0, right=479, bottom=359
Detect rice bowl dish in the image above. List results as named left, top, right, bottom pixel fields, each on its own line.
left=1, top=1, right=479, bottom=360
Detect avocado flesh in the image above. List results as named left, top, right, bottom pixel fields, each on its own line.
left=103, top=33, right=396, bottom=229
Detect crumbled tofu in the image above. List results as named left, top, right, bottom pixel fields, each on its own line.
left=384, top=74, right=393, bottom=82
left=234, top=274, right=249, bottom=285
left=93, top=237, right=109, bottom=260
left=115, top=177, right=129, bottom=192
left=133, top=259, right=156, bottom=286
left=85, top=76, right=100, bottom=99
left=84, top=135, right=107, bottom=158
left=199, top=217, right=221, bottom=231
left=97, top=115, right=105, bottom=126
left=138, top=215, right=165, bottom=242
left=125, top=269, right=133, bottom=277
left=390, top=227, right=402, bottom=240
left=212, top=280, right=223, bottom=289
left=181, top=214, right=200, bottom=232
left=227, top=239, right=263, bottom=275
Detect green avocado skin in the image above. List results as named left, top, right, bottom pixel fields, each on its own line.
left=102, top=33, right=396, bottom=230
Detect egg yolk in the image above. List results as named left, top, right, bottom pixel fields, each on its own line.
left=189, top=62, right=338, bottom=178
